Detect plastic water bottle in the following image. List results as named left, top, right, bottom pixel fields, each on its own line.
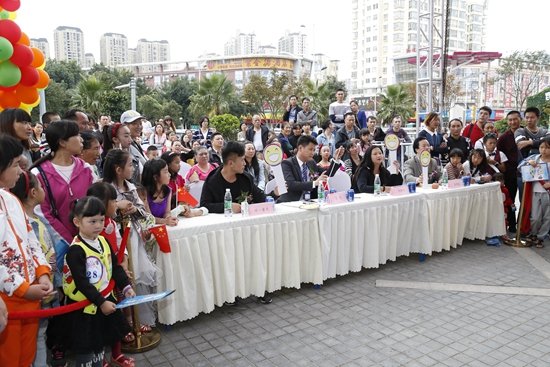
left=241, top=201, right=248, bottom=217
left=441, top=167, right=448, bottom=188
left=224, top=189, right=232, bottom=217
left=317, top=184, right=325, bottom=203
left=374, top=174, right=381, bottom=195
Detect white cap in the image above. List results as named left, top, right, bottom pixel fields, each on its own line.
left=120, top=110, right=144, bottom=124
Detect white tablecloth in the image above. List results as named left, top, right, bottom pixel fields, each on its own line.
left=157, top=205, right=322, bottom=325
left=318, top=193, right=430, bottom=279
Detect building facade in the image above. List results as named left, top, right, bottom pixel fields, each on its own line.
left=84, top=53, right=95, bottom=69
left=54, top=26, right=85, bottom=65
left=30, top=38, right=50, bottom=60
left=350, top=0, right=488, bottom=98
left=136, top=39, right=170, bottom=72
left=278, top=31, right=307, bottom=57
left=224, top=32, right=259, bottom=56
left=100, top=33, right=128, bottom=66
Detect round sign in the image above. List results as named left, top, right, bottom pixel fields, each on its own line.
left=420, top=150, right=432, bottom=167
left=384, top=134, right=400, bottom=151
left=263, top=143, right=283, bottom=166
left=85, top=256, right=106, bottom=285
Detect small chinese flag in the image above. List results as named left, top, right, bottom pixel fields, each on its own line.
left=149, top=225, right=171, bottom=253
left=177, top=187, right=198, bottom=207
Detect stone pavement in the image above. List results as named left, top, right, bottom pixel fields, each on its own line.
left=39, top=237, right=550, bottom=366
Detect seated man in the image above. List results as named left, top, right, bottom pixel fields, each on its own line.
left=403, top=137, right=441, bottom=185
left=278, top=135, right=345, bottom=202
left=201, top=141, right=266, bottom=214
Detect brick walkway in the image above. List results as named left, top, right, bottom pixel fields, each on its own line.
left=39, top=237, right=550, bottom=366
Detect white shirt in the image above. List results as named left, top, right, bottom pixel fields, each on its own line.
left=52, top=162, right=75, bottom=184
left=253, top=129, right=263, bottom=152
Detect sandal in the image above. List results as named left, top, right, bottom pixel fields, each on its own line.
left=535, top=239, right=545, bottom=248
left=122, top=332, right=135, bottom=343
left=111, top=354, right=135, bottom=367
left=139, top=324, right=152, bottom=333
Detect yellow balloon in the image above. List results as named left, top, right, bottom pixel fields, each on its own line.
left=19, top=104, right=32, bottom=113
left=9, top=12, right=16, bottom=20
left=38, top=61, right=46, bottom=70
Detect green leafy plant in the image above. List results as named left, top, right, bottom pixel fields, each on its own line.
left=210, top=114, right=241, bottom=141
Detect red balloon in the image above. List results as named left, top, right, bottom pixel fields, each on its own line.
left=0, top=0, right=20, bottom=12
left=0, top=89, right=20, bottom=109
left=19, top=65, right=39, bottom=86
left=0, top=20, right=20, bottom=44
left=10, top=43, right=33, bottom=67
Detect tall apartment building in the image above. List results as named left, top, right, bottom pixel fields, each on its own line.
left=136, top=39, right=170, bottom=72
left=224, top=32, right=259, bottom=56
left=100, top=33, right=128, bottom=66
left=54, top=26, right=85, bottom=65
left=278, top=31, right=307, bottom=57
left=350, top=0, right=488, bottom=97
left=128, top=48, right=137, bottom=64
left=30, top=38, right=50, bottom=60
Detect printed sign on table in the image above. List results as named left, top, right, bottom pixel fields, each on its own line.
left=248, top=202, right=275, bottom=216
left=326, top=191, right=348, bottom=205
left=389, top=185, right=409, bottom=196
left=448, top=179, right=464, bottom=189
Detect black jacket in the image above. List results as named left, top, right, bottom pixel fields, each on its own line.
left=282, top=106, right=302, bottom=122
left=354, top=165, right=403, bottom=193
left=245, top=125, right=269, bottom=150
left=278, top=156, right=342, bottom=202
left=334, top=126, right=362, bottom=149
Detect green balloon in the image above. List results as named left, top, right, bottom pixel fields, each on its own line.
left=0, top=10, right=10, bottom=20
left=0, top=60, right=21, bottom=87
left=0, top=36, right=14, bottom=62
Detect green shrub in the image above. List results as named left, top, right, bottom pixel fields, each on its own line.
left=210, top=114, right=241, bottom=141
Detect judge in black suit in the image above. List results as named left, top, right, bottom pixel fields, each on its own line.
left=278, top=135, right=345, bottom=202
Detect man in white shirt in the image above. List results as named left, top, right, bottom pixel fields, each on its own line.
left=329, top=89, right=351, bottom=130
left=245, top=114, right=269, bottom=152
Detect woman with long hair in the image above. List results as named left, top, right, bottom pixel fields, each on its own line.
left=0, top=108, right=34, bottom=167
left=149, top=123, right=167, bottom=147
left=353, top=145, right=403, bottom=193
left=244, top=141, right=266, bottom=191
left=192, top=116, right=213, bottom=148
left=343, top=139, right=362, bottom=178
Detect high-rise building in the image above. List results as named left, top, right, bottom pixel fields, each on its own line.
left=54, top=26, right=85, bottom=65
left=128, top=48, right=137, bottom=64
left=350, top=0, right=488, bottom=96
left=224, top=32, right=258, bottom=56
left=30, top=38, right=50, bottom=60
left=136, top=39, right=170, bottom=72
left=84, top=53, right=95, bottom=68
left=278, top=31, right=307, bottom=57
left=100, top=33, right=128, bottom=66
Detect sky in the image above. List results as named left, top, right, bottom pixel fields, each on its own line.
left=14, top=0, right=550, bottom=79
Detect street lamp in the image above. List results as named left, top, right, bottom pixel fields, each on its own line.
left=115, top=77, right=137, bottom=111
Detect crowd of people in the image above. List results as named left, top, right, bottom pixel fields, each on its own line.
left=0, top=88, right=549, bottom=366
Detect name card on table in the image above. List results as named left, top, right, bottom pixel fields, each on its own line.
left=390, top=185, right=409, bottom=196
left=326, top=191, right=348, bottom=205
left=248, top=202, right=275, bottom=217
left=448, top=179, right=464, bottom=189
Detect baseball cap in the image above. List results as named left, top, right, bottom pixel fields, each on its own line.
left=120, top=110, right=144, bottom=124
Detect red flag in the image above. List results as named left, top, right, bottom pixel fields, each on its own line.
left=177, top=186, right=198, bottom=207
left=118, top=222, right=131, bottom=264
left=149, top=225, right=171, bottom=253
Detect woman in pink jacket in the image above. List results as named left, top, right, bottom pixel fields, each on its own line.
left=30, top=120, right=94, bottom=243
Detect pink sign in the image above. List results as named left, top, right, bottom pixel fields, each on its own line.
left=448, top=179, right=464, bottom=189
left=248, top=202, right=275, bottom=217
left=390, top=185, right=409, bottom=196
left=326, top=191, right=348, bottom=205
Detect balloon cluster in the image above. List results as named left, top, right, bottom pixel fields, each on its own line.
left=0, top=0, right=50, bottom=113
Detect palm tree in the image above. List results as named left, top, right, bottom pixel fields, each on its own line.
left=376, top=84, right=415, bottom=126
left=71, top=75, right=105, bottom=118
left=189, top=74, right=234, bottom=118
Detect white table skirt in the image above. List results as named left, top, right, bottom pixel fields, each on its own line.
left=421, top=182, right=506, bottom=252
left=157, top=205, right=322, bottom=325
left=318, top=193, right=430, bottom=280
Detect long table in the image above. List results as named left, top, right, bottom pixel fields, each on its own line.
left=157, top=182, right=505, bottom=324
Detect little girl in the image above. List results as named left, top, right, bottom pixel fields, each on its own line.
left=463, top=149, right=495, bottom=183
left=0, top=135, right=53, bottom=367
left=103, top=123, right=141, bottom=183
left=140, top=159, right=178, bottom=226
left=444, top=148, right=465, bottom=180
left=86, top=182, right=135, bottom=366
left=62, top=196, right=135, bottom=367
left=160, top=152, right=187, bottom=210
left=102, top=149, right=159, bottom=333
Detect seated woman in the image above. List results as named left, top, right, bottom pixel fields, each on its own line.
left=463, top=148, right=495, bottom=183
left=244, top=141, right=267, bottom=191
left=186, top=146, right=218, bottom=183
left=344, top=139, right=362, bottom=178
left=403, top=137, right=441, bottom=185
left=353, top=145, right=403, bottom=193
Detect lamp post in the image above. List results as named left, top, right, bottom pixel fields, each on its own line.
left=115, top=77, right=137, bottom=111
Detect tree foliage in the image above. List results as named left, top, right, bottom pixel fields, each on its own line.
left=189, top=74, right=235, bottom=118
left=303, top=75, right=347, bottom=122
left=496, top=50, right=550, bottom=110
left=526, top=87, right=550, bottom=128
left=71, top=75, right=105, bottom=117
left=377, top=84, right=415, bottom=125
left=160, top=78, right=197, bottom=127
left=45, top=59, right=83, bottom=89
left=210, top=114, right=241, bottom=141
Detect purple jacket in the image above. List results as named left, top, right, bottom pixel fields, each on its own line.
left=33, top=158, right=93, bottom=243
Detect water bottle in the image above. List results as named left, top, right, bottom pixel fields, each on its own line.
left=317, top=184, right=325, bottom=203
left=241, top=201, right=249, bottom=217
left=374, top=174, right=381, bottom=195
left=224, top=188, right=232, bottom=217
left=441, top=167, right=448, bottom=188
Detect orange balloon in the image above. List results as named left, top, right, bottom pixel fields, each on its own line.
left=30, top=47, right=44, bottom=68
left=0, top=89, right=21, bottom=109
left=15, top=84, right=38, bottom=104
left=18, top=32, right=29, bottom=46
left=34, top=69, right=49, bottom=89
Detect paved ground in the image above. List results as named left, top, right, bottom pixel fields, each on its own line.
left=120, top=237, right=550, bottom=367
left=38, top=237, right=550, bottom=366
